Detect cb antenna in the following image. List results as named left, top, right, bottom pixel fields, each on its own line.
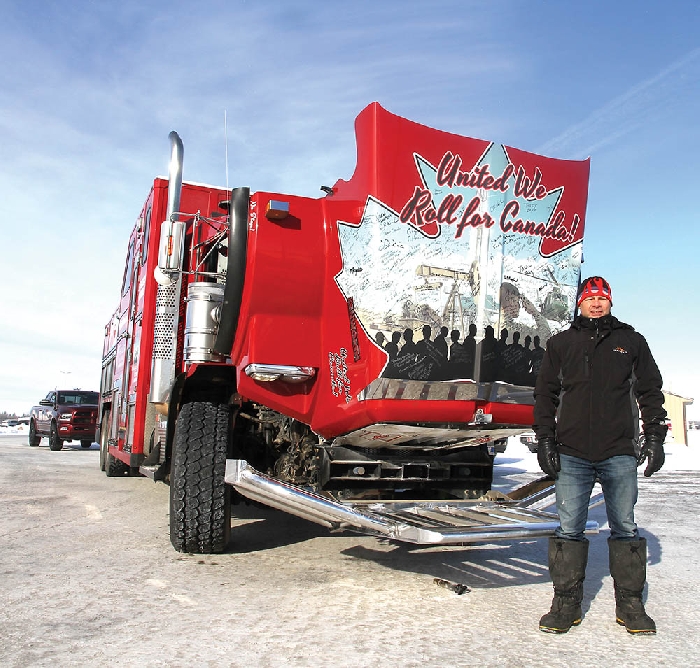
left=224, top=109, right=229, bottom=189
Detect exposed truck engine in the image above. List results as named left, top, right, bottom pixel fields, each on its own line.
left=98, top=103, right=596, bottom=553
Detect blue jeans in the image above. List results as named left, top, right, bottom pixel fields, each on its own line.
left=555, top=453, right=639, bottom=541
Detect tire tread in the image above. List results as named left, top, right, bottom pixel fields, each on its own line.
left=170, top=402, right=231, bottom=554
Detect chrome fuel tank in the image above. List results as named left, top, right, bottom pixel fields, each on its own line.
left=184, top=282, right=225, bottom=363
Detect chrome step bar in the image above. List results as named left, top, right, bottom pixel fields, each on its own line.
left=225, top=460, right=600, bottom=545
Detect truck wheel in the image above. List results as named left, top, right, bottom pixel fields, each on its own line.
left=170, top=402, right=231, bottom=554
left=105, top=443, right=130, bottom=477
left=105, top=453, right=130, bottom=477
left=28, top=420, right=41, bottom=447
left=49, top=423, right=63, bottom=451
left=100, top=412, right=129, bottom=476
left=99, top=414, right=109, bottom=471
left=80, top=440, right=93, bottom=449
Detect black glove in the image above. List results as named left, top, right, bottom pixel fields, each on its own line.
left=637, top=435, right=665, bottom=477
left=537, top=436, right=560, bottom=479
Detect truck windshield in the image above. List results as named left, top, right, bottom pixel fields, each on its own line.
left=57, top=392, right=99, bottom=405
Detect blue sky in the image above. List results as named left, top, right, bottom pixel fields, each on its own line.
left=1, top=0, right=699, bottom=418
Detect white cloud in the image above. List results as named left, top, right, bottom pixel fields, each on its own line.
left=538, top=47, right=700, bottom=158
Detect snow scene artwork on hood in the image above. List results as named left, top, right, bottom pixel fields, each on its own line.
left=332, top=103, right=590, bottom=389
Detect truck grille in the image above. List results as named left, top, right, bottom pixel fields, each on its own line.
left=72, top=409, right=96, bottom=425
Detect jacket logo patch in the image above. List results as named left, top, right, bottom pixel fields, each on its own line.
left=612, top=346, right=628, bottom=354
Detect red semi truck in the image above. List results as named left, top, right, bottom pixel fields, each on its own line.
left=98, top=103, right=595, bottom=553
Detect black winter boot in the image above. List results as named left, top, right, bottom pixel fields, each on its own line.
left=539, top=537, right=589, bottom=633
left=609, top=537, right=656, bottom=634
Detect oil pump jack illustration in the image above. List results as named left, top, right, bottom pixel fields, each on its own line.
left=414, top=264, right=478, bottom=334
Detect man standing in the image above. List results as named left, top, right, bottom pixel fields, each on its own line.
left=533, top=276, right=667, bottom=635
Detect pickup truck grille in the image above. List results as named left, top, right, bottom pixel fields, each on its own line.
left=72, top=409, right=96, bottom=425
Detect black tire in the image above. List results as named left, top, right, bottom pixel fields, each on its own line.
left=80, top=440, right=92, bottom=449
left=105, top=449, right=130, bottom=477
left=99, top=413, right=109, bottom=471
left=101, top=413, right=129, bottom=477
left=28, top=420, right=41, bottom=447
left=49, top=423, right=63, bottom=451
left=170, top=402, right=232, bottom=554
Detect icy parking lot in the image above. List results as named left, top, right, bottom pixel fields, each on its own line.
left=1, top=432, right=699, bottom=667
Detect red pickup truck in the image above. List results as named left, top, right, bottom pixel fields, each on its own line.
left=29, top=390, right=99, bottom=451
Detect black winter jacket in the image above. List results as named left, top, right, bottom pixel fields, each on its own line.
left=533, top=314, right=667, bottom=462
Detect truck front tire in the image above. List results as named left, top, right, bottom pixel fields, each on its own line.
left=28, top=420, right=41, bottom=447
left=170, top=401, right=232, bottom=554
left=49, top=423, right=63, bottom=451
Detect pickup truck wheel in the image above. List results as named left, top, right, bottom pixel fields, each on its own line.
left=49, top=423, right=63, bottom=451
left=170, top=401, right=231, bottom=554
left=28, top=420, right=41, bottom=447
left=80, top=440, right=92, bottom=449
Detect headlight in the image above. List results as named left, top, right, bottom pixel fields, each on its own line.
left=59, top=413, right=72, bottom=421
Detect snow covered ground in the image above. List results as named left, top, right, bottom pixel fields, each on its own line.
left=0, top=423, right=96, bottom=449
left=1, top=428, right=699, bottom=666
left=502, top=428, right=700, bottom=472
left=0, top=423, right=29, bottom=435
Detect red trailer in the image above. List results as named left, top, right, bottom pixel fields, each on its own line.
left=99, top=103, right=596, bottom=553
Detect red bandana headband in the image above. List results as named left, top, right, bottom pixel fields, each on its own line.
left=577, top=277, right=612, bottom=307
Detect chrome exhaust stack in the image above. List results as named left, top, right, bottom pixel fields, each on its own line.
left=166, top=131, right=184, bottom=226
left=150, top=132, right=186, bottom=405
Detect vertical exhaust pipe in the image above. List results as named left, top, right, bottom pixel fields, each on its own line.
left=156, top=132, right=185, bottom=276
left=213, top=187, right=249, bottom=356
left=149, top=131, right=187, bottom=405
left=166, top=131, right=184, bottom=224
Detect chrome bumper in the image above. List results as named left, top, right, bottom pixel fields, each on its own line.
left=224, top=459, right=600, bottom=545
